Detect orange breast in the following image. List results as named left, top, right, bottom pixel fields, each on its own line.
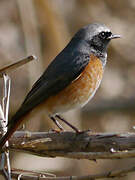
left=44, top=54, right=103, bottom=114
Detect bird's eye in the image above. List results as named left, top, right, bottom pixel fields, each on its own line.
left=99, top=31, right=106, bottom=39
left=99, top=31, right=112, bottom=39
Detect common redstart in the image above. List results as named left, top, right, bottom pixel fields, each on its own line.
left=0, top=23, right=120, bottom=148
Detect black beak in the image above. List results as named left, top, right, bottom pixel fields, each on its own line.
left=108, top=34, right=121, bottom=40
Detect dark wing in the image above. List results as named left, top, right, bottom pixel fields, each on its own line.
left=3, top=51, right=90, bottom=149
left=9, top=51, right=90, bottom=126
left=22, top=51, right=90, bottom=108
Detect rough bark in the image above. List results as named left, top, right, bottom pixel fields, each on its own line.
left=1, top=131, right=135, bottom=160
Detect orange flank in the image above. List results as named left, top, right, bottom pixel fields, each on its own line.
left=44, top=54, right=103, bottom=114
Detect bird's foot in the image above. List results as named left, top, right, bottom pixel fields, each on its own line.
left=49, top=128, right=65, bottom=133
left=76, top=129, right=92, bottom=134
left=55, top=114, right=80, bottom=133
left=50, top=116, right=64, bottom=131
left=50, top=114, right=92, bottom=134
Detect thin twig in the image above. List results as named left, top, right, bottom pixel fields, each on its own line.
left=0, top=74, right=11, bottom=179
left=0, top=55, right=37, bottom=78
left=3, top=74, right=11, bottom=180
left=2, top=74, right=11, bottom=123
left=0, top=55, right=37, bottom=179
left=0, top=101, right=8, bottom=179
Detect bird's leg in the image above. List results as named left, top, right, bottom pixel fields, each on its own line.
left=50, top=116, right=64, bottom=131
left=55, top=114, right=80, bottom=133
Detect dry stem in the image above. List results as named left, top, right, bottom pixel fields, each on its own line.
left=0, top=55, right=37, bottom=77
left=0, top=55, right=37, bottom=179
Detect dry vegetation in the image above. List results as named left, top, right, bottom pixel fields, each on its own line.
left=0, top=0, right=135, bottom=179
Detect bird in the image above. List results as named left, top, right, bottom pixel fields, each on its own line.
left=0, top=23, right=120, bottom=148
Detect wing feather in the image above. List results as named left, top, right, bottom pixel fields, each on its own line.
left=8, top=51, right=90, bottom=127
left=23, top=52, right=90, bottom=108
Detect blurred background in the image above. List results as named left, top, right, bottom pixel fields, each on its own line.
left=0, top=0, right=135, bottom=179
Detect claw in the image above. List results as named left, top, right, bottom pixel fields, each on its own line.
left=76, top=129, right=92, bottom=134
left=49, top=129, right=62, bottom=133
left=55, top=114, right=80, bottom=133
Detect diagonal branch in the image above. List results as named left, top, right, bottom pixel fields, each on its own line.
left=0, top=55, right=37, bottom=78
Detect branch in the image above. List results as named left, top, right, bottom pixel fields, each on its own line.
left=1, top=131, right=135, bottom=179
left=2, top=131, right=135, bottom=159
left=0, top=55, right=37, bottom=77
left=0, top=55, right=37, bottom=179
left=0, top=74, right=12, bottom=180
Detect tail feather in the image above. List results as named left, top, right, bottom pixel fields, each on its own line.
left=0, top=105, right=30, bottom=148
